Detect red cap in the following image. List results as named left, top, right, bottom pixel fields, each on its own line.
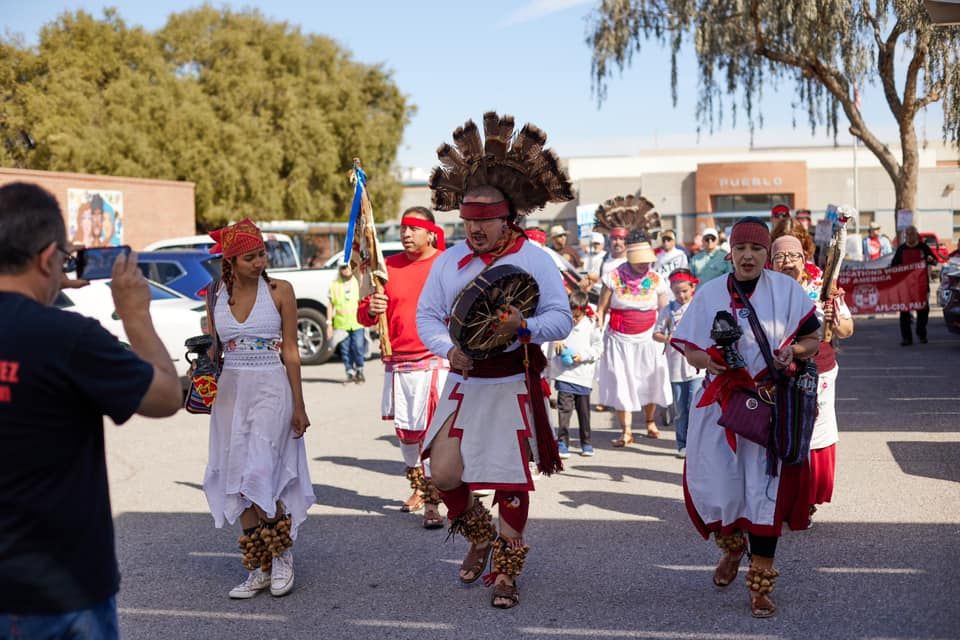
left=771, top=204, right=791, bottom=219
left=609, top=227, right=628, bottom=239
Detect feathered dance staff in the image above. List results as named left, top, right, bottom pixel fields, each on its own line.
left=343, top=158, right=391, bottom=356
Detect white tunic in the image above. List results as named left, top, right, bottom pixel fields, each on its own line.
left=670, top=270, right=816, bottom=536
left=204, top=278, right=315, bottom=538
left=417, top=239, right=573, bottom=489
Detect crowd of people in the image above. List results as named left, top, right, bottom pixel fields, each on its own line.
left=2, top=112, right=874, bottom=636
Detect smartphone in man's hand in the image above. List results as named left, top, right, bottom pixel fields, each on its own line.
left=76, top=245, right=132, bottom=280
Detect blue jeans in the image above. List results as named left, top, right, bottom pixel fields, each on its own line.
left=0, top=596, right=118, bottom=640
left=671, top=379, right=701, bottom=450
left=338, top=328, right=366, bottom=374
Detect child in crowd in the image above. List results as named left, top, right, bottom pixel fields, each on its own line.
left=653, top=268, right=704, bottom=458
left=544, top=289, right=603, bottom=458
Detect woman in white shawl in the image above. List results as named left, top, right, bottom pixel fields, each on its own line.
left=670, top=217, right=820, bottom=618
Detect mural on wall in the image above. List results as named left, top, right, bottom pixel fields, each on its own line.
left=67, top=189, right=124, bottom=247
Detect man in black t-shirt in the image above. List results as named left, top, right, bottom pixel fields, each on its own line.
left=0, top=183, right=181, bottom=638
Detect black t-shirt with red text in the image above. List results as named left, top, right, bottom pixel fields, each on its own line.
left=0, top=292, right=154, bottom=614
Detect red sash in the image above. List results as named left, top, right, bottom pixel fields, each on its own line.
left=608, top=308, right=656, bottom=334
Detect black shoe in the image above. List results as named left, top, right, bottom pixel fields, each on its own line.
left=900, top=340, right=913, bottom=346
left=919, top=336, right=928, bottom=344
left=355, top=370, right=365, bottom=384
left=345, top=372, right=356, bottom=384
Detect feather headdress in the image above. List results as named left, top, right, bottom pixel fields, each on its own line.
left=429, top=111, right=574, bottom=215
left=593, top=195, right=661, bottom=240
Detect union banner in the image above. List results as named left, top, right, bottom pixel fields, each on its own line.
left=839, top=262, right=928, bottom=314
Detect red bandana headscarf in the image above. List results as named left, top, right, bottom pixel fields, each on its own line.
left=209, top=218, right=265, bottom=259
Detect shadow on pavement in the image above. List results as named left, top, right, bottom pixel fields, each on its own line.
left=887, top=441, right=960, bottom=483
left=315, top=455, right=406, bottom=477
left=113, top=511, right=960, bottom=640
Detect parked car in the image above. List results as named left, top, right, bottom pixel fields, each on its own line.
left=144, top=233, right=300, bottom=271
left=937, top=256, right=960, bottom=334
left=136, top=250, right=221, bottom=300
left=55, top=279, right=207, bottom=381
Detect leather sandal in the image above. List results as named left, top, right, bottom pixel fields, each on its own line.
left=459, top=542, right=492, bottom=584
left=422, top=509, right=444, bottom=530
left=713, top=550, right=744, bottom=587
left=745, top=566, right=779, bottom=618
left=611, top=434, right=635, bottom=448
left=750, top=591, right=777, bottom=618
left=645, top=422, right=660, bottom=439
left=401, top=494, right=424, bottom=513
left=491, top=579, right=520, bottom=609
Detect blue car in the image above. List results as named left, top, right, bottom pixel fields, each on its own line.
left=136, top=250, right=221, bottom=300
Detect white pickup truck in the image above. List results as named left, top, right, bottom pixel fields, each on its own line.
left=144, top=233, right=403, bottom=364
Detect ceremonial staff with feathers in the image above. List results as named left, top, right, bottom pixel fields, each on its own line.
left=416, top=111, right=574, bottom=610
left=342, top=158, right=391, bottom=357
left=819, top=210, right=850, bottom=342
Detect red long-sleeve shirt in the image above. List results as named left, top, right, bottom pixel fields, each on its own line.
left=357, top=251, right=441, bottom=362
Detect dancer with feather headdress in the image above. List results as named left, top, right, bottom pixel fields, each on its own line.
left=416, top=111, right=573, bottom=609
left=593, top=196, right=673, bottom=445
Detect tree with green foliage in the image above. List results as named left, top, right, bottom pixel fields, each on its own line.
left=0, top=8, right=412, bottom=227
left=588, top=0, right=960, bottom=211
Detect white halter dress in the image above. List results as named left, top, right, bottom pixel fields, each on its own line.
left=203, top=277, right=315, bottom=538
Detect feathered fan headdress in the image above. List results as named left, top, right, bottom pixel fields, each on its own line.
left=593, top=195, right=661, bottom=240
left=429, top=111, right=574, bottom=216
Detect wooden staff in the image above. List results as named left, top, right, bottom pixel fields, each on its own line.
left=355, top=159, right=392, bottom=357
left=819, top=215, right=848, bottom=342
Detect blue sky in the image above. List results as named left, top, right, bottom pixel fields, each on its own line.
left=2, top=0, right=945, bottom=172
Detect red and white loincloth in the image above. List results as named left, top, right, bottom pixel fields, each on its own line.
left=422, top=371, right=552, bottom=492
left=382, top=357, right=448, bottom=445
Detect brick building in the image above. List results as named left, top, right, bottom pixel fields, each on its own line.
left=0, top=167, right=195, bottom=250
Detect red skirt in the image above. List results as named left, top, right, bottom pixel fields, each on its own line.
left=808, top=444, right=836, bottom=505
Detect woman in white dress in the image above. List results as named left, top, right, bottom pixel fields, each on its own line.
left=203, top=219, right=315, bottom=599
left=596, top=231, right=672, bottom=445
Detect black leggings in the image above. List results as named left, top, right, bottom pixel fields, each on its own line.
left=557, top=392, right=591, bottom=445
left=748, top=533, right=778, bottom=558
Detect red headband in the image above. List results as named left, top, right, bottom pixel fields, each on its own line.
left=460, top=200, right=510, bottom=220
left=209, top=218, right=264, bottom=259
left=400, top=216, right=446, bottom=250
left=730, top=221, right=771, bottom=252
left=525, top=229, right=547, bottom=244
left=669, top=271, right=699, bottom=286
left=610, top=227, right=628, bottom=239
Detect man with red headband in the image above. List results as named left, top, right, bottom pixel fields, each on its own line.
left=417, top=112, right=573, bottom=609
left=357, top=206, right=448, bottom=529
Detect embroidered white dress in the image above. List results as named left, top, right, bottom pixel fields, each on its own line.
left=596, top=266, right=673, bottom=411
left=204, top=278, right=315, bottom=538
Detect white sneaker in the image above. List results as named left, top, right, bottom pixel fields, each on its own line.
left=676, top=448, right=686, bottom=459
left=229, top=568, right=271, bottom=599
left=270, top=551, right=294, bottom=597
